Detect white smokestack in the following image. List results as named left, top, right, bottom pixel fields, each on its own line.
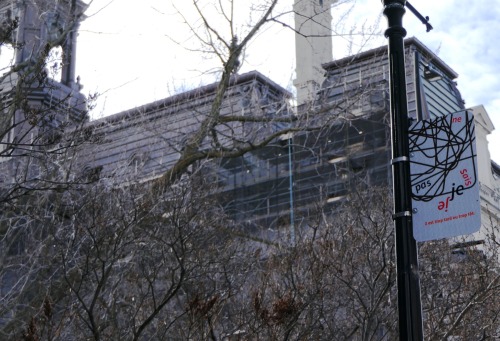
left=293, top=0, right=335, bottom=105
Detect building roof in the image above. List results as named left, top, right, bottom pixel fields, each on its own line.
left=322, top=37, right=459, bottom=80
left=88, top=70, right=291, bottom=128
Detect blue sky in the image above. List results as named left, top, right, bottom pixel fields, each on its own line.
left=336, top=1, right=500, bottom=162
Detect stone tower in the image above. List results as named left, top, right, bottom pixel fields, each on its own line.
left=293, top=0, right=335, bottom=105
left=0, top=0, right=88, bottom=159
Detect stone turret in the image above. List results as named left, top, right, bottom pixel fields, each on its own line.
left=0, top=0, right=88, bottom=159
left=0, top=0, right=87, bottom=87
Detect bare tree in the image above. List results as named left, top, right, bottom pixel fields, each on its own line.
left=243, top=187, right=399, bottom=341
left=1, top=173, right=260, bottom=340
left=151, top=0, right=370, bottom=189
left=1, top=1, right=498, bottom=341
left=243, top=188, right=499, bottom=340
left=420, top=237, right=500, bottom=340
left=5, top=177, right=498, bottom=340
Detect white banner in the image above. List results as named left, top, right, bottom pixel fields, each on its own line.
left=409, top=111, right=481, bottom=242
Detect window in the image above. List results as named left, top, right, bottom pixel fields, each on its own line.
left=45, top=46, right=63, bottom=81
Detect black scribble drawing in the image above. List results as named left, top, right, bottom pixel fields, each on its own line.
left=409, top=111, right=477, bottom=202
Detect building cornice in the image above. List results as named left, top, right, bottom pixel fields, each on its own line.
left=88, top=71, right=291, bottom=128
left=322, top=37, right=459, bottom=80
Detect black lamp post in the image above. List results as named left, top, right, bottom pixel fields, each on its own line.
left=381, top=1, right=424, bottom=340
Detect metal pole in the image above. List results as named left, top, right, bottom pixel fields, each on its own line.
left=288, top=137, right=295, bottom=244
left=381, top=1, right=424, bottom=340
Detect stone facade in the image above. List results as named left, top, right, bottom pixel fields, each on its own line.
left=1, top=0, right=498, bottom=250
